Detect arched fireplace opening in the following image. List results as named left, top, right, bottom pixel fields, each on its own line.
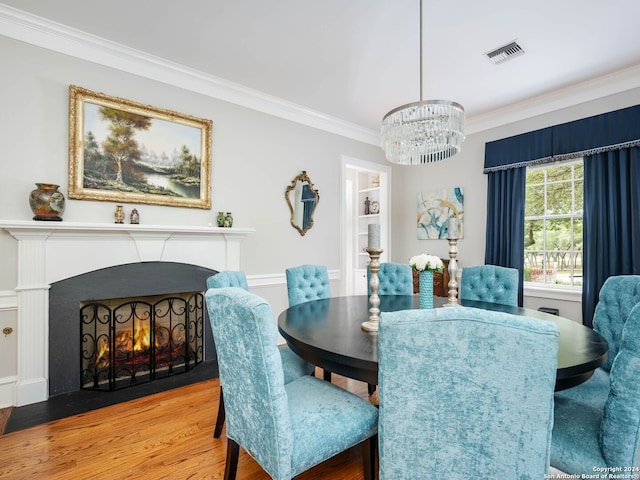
left=49, top=261, right=218, bottom=397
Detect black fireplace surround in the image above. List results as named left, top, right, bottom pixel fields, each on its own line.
left=49, top=261, right=219, bottom=397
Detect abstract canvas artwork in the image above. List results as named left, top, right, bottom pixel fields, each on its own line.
left=417, top=187, right=464, bottom=239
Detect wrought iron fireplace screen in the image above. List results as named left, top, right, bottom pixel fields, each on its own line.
left=80, top=291, right=204, bottom=391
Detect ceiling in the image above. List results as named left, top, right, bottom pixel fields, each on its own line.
left=3, top=0, right=640, bottom=135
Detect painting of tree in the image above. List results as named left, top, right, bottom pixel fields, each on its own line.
left=68, top=85, right=212, bottom=209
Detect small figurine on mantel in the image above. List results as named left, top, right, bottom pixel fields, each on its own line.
left=114, top=205, right=125, bottom=224
left=130, top=208, right=139, bottom=224
left=223, top=212, right=233, bottom=228
left=364, top=196, right=370, bottom=215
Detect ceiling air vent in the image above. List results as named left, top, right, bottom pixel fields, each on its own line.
left=485, top=41, right=524, bottom=64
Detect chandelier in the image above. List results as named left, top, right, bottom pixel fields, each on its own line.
left=381, top=0, right=465, bottom=165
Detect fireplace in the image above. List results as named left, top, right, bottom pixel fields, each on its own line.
left=0, top=220, right=253, bottom=406
left=80, top=291, right=204, bottom=391
left=50, top=261, right=217, bottom=397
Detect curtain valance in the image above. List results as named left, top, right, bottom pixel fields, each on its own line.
left=484, top=104, right=640, bottom=173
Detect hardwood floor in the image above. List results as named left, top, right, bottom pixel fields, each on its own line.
left=0, top=407, right=11, bottom=435
left=0, top=372, right=372, bottom=480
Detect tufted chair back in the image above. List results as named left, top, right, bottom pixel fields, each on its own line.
left=285, top=264, right=331, bottom=307
left=460, top=265, right=518, bottom=306
left=205, top=269, right=313, bottom=438
left=378, top=306, right=559, bottom=479
left=205, top=287, right=378, bottom=480
left=207, top=288, right=291, bottom=477
left=551, top=302, right=640, bottom=473
left=206, top=270, right=249, bottom=290
left=367, top=262, right=413, bottom=296
left=592, top=275, right=640, bottom=372
left=601, top=302, right=640, bottom=467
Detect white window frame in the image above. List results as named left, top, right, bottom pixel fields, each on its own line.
left=524, top=158, right=583, bottom=292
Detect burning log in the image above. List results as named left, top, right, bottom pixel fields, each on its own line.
left=81, top=294, right=203, bottom=391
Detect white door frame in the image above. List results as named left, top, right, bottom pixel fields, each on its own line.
left=340, top=155, right=392, bottom=296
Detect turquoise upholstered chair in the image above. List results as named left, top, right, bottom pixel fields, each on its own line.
left=206, top=271, right=313, bottom=438
left=551, top=302, right=640, bottom=473
left=205, top=287, right=378, bottom=480
left=206, top=270, right=249, bottom=290
left=286, top=264, right=332, bottom=381
left=285, top=264, right=331, bottom=307
left=593, top=275, right=640, bottom=372
left=378, top=307, right=559, bottom=479
left=367, top=262, right=413, bottom=295
left=554, top=275, right=640, bottom=416
left=460, top=264, right=518, bottom=306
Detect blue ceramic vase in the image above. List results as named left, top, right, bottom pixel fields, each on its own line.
left=419, top=270, right=434, bottom=309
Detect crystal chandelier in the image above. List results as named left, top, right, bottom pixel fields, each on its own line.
left=381, top=0, right=465, bottom=165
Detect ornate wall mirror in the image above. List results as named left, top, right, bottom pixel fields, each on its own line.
left=285, top=171, right=319, bottom=236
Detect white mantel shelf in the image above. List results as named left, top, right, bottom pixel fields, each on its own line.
left=0, top=220, right=255, bottom=268
left=0, top=220, right=254, bottom=236
left=0, top=219, right=254, bottom=407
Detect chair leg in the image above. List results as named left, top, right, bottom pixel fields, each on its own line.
left=214, top=387, right=225, bottom=438
left=367, top=383, right=376, bottom=395
left=224, top=438, right=240, bottom=480
left=323, top=369, right=332, bottom=382
left=361, top=435, right=377, bottom=480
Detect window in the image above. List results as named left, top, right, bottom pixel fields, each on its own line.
left=524, top=159, right=583, bottom=287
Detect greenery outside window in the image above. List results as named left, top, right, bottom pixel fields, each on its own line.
left=524, top=159, right=583, bottom=287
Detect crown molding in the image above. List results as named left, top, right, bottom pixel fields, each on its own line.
left=466, top=63, right=640, bottom=134
left=3, top=4, right=639, bottom=143
left=0, top=4, right=380, bottom=146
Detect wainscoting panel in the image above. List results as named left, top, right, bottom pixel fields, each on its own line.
left=0, top=290, right=17, bottom=408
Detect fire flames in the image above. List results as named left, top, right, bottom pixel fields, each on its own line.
left=95, top=321, right=158, bottom=368
left=81, top=296, right=201, bottom=391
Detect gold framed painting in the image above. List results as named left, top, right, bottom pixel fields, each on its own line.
left=68, top=85, right=212, bottom=209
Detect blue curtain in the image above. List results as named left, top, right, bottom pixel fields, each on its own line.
left=582, top=146, right=640, bottom=327
left=484, top=167, right=526, bottom=306
left=485, top=104, right=640, bottom=325
left=484, top=105, right=640, bottom=173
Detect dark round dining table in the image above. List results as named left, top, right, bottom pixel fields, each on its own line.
left=277, top=295, right=609, bottom=392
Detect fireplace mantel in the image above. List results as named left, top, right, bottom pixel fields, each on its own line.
left=0, top=220, right=254, bottom=406
left=0, top=220, right=254, bottom=236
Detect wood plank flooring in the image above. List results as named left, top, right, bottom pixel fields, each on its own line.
left=0, top=372, right=371, bottom=480
left=0, top=407, right=11, bottom=435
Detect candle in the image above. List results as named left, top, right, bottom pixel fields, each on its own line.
left=447, top=217, right=458, bottom=239
left=368, top=223, right=380, bottom=249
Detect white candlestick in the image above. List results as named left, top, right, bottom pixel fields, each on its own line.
left=368, top=223, right=380, bottom=249
left=447, top=217, right=458, bottom=239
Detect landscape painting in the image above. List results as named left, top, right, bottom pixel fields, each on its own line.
left=417, top=187, right=464, bottom=239
left=68, top=85, right=212, bottom=209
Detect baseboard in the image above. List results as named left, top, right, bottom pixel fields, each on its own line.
left=247, top=269, right=340, bottom=289
left=0, top=376, right=16, bottom=408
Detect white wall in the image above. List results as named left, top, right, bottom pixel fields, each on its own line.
left=393, top=86, right=640, bottom=323
left=0, top=35, right=388, bottom=285
left=0, top=293, right=17, bottom=407
left=2, top=30, right=639, bottom=406
left=0, top=36, right=387, bottom=405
